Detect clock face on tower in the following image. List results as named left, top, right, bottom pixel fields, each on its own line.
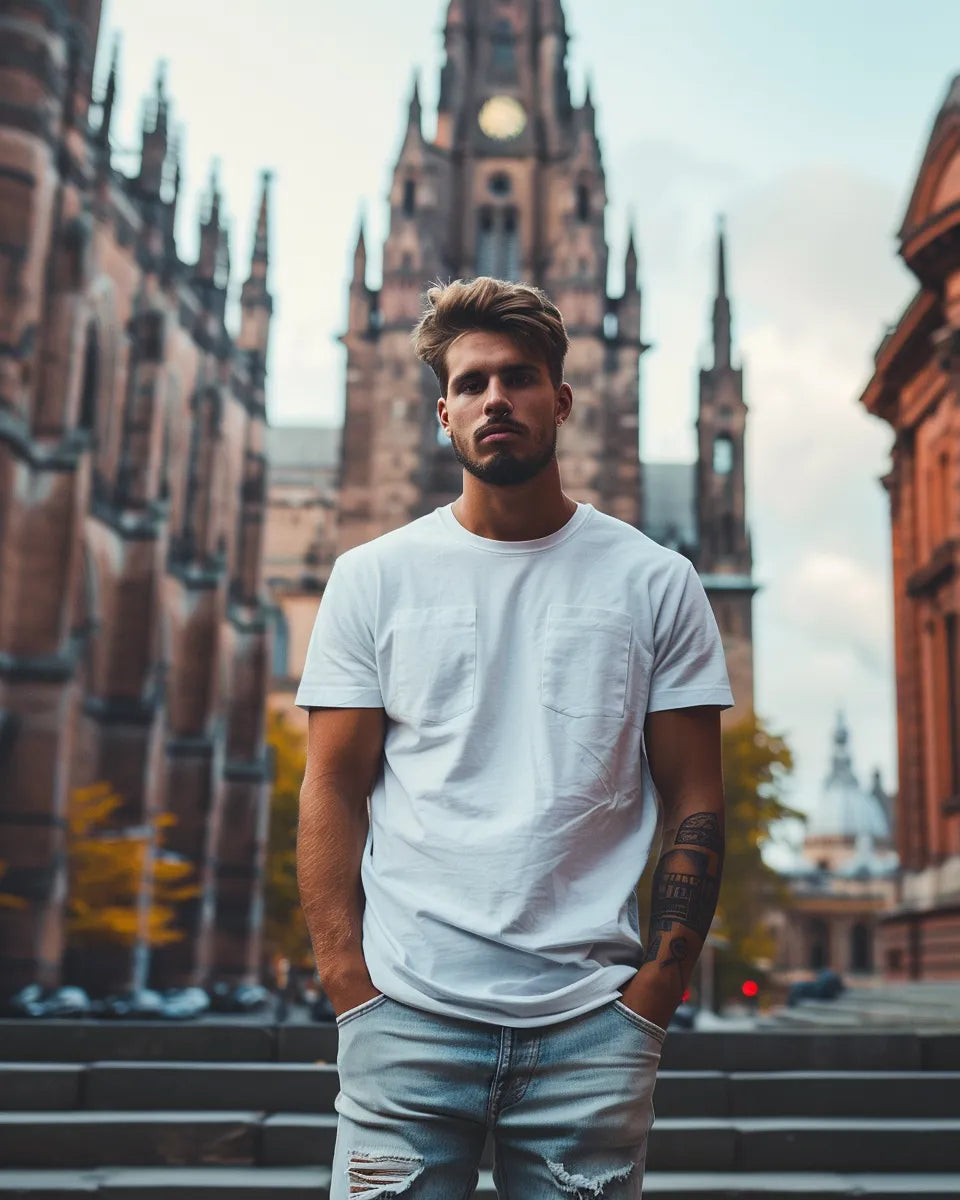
left=478, top=95, right=527, bottom=141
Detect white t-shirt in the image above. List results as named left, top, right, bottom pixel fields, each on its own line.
left=297, top=503, right=733, bottom=1028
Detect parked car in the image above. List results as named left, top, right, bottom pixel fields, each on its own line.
left=668, top=1001, right=698, bottom=1030
left=787, top=969, right=845, bottom=1007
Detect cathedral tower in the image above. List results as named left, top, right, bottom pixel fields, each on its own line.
left=336, top=0, right=646, bottom=553
left=695, top=221, right=756, bottom=714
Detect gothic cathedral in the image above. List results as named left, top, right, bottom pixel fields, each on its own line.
left=336, top=0, right=755, bottom=718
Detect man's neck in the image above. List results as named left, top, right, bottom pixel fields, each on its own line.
left=451, top=465, right=577, bottom=542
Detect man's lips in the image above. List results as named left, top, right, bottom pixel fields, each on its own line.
left=477, top=425, right=524, bottom=443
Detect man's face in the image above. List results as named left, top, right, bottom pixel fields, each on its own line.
left=437, top=331, right=572, bottom=487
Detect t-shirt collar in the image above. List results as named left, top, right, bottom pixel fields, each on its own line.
left=435, top=502, right=594, bottom=555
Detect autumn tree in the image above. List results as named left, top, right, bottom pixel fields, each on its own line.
left=712, top=712, right=798, bottom=1001
left=264, top=708, right=313, bottom=966
left=67, top=782, right=199, bottom=949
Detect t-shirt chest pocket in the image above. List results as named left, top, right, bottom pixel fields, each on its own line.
left=388, top=606, right=477, bottom=725
left=540, top=604, right=633, bottom=718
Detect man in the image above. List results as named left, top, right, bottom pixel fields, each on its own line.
left=297, top=277, right=731, bottom=1198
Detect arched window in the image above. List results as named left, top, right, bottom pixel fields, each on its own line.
left=402, top=179, right=416, bottom=218
left=713, top=434, right=734, bottom=475
left=576, top=183, right=590, bottom=223
left=603, top=312, right=619, bottom=341
left=808, top=918, right=830, bottom=970
left=78, top=324, right=98, bottom=434
left=850, top=923, right=872, bottom=973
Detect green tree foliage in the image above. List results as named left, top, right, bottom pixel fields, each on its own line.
left=67, top=783, right=199, bottom=948
left=635, top=712, right=798, bottom=1004
left=264, top=709, right=313, bottom=966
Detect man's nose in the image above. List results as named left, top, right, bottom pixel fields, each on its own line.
left=483, top=376, right=512, bottom=412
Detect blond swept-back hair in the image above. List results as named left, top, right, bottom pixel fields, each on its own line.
left=412, top=277, right=569, bottom=394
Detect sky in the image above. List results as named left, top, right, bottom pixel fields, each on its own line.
left=98, top=0, right=960, bottom=828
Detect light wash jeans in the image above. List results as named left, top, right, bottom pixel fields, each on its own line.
left=331, top=993, right=664, bottom=1199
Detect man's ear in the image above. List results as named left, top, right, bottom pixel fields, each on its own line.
left=437, top=396, right=451, bottom=436
left=557, top=381, right=574, bottom=424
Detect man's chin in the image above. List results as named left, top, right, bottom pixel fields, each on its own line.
left=450, top=435, right=557, bottom=487
left=461, top=451, right=551, bottom=487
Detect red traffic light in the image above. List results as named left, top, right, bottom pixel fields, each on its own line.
left=742, top=979, right=759, bottom=998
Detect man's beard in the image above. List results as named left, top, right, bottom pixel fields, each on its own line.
left=449, top=426, right=557, bottom=486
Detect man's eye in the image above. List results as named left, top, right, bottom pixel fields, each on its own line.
left=461, top=381, right=482, bottom=393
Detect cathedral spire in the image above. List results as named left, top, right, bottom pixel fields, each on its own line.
left=138, top=62, right=169, bottom=196
left=196, top=162, right=226, bottom=288
left=624, top=217, right=639, bottom=292
left=408, top=72, right=422, bottom=131
left=352, top=216, right=367, bottom=287
left=250, top=169, right=270, bottom=272
left=712, top=216, right=732, bottom=369
left=583, top=74, right=596, bottom=129
left=97, top=35, right=119, bottom=147
left=153, top=63, right=168, bottom=137
left=239, top=171, right=273, bottom=368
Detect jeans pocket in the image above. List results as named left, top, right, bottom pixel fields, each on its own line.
left=611, top=1000, right=667, bottom=1045
left=335, top=992, right=389, bottom=1028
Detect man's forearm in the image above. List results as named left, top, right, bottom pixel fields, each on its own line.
left=621, top=798, right=725, bottom=1029
left=296, top=772, right=375, bottom=1006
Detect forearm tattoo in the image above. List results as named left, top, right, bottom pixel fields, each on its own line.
left=643, top=810, right=724, bottom=986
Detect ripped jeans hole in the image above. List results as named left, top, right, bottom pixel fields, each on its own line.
left=546, top=1159, right=635, bottom=1198
left=347, top=1151, right=424, bottom=1198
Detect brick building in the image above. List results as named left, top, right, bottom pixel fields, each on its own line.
left=860, top=74, right=960, bottom=980
left=0, top=1, right=273, bottom=995
left=271, top=0, right=756, bottom=723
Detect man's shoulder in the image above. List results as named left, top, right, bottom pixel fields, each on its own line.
left=587, top=510, right=694, bottom=580
left=334, top=512, right=444, bottom=572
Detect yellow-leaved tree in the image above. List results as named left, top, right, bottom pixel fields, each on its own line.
left=712, top=712, right=799, bottom=1001
left=264, top=708, right=313, bottom=966
left=67, top=782, right=199, bottom=948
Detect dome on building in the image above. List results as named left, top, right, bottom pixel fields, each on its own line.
left=806, top=712, right=892, bottom=843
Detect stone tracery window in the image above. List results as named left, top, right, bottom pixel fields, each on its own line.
left=476, top=205, right=519, bottom=280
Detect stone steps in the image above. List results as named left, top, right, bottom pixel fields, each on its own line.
left=2, top=1170, right=960, bottom=1199
left=1, top=1023, right=958, bottom=1197
left=2, top=1021, right=958, bottom=1071
left=5, top=1062, right=960, bottom=1119
left=2, top=1111, right=959, bottom=1173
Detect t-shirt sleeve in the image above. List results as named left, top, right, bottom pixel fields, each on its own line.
left=647, top=559, right=735, bottom=713
left=295, top=555, right=384, bottom=711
